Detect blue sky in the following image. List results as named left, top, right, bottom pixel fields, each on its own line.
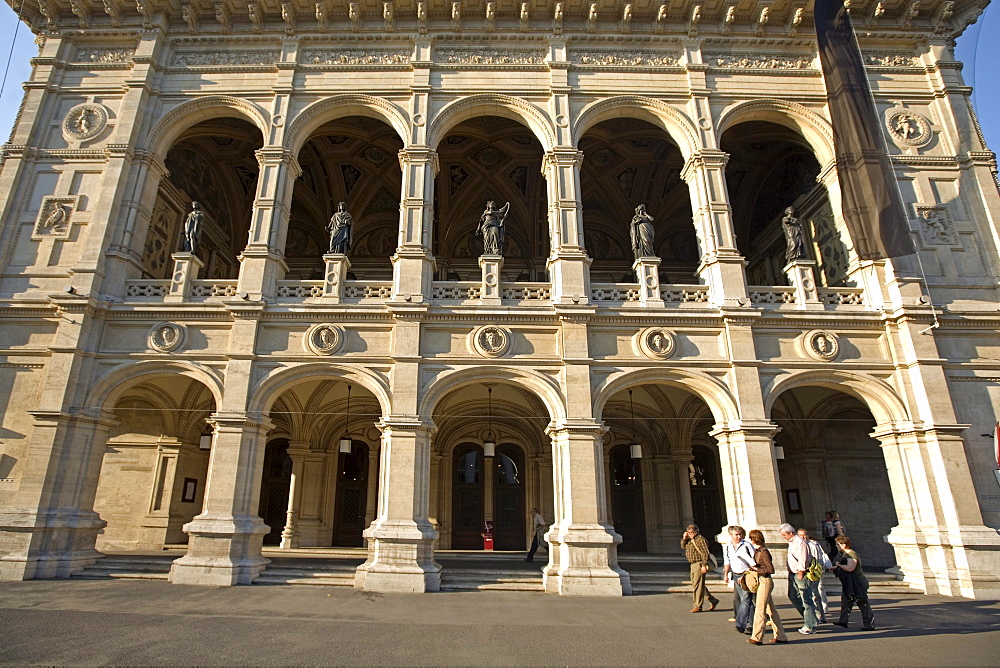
left=0, top=6, right=997, bottom=150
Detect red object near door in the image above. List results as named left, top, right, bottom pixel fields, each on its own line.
left=483, top=520, right=494, bottom=550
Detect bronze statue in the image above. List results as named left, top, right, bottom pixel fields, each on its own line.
left=182, top=201, right=204, bottom=254
left=476, top=200, right=510, bottom=256
left=782, top=206, right=808, bottom=262
left=327, top=201, right=354, bottom=255
left=630, top=204, right=655, bottom=260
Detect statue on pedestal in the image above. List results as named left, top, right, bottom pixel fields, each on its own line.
left=182, top=201, right=204, bottom=254
left=782, top=206, right=808, bottom=262
left=476, top=200, right=510, bottom=256
left=630, top=203, right=655, bottom=260
left=327, top=201, right=354, bottom=255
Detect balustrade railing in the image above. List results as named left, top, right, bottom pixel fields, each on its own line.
left=275, top=281, right=324, bottom=299
left=124, top=280, right=169, bottom=299
left=817, top=287, right=866, bottom=307
left=190, top=280, right=238, bottom=299
left=748, top=286, right=798, bottom=306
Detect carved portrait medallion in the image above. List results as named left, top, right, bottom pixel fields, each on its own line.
left=305, top=323, right=344, bottom=355
left=149, top=322, right=186, bottom=353
left=472, top=325, right=511, bottom=357
left=636, top=327, right=676, bottom=359
left=802, top=329, right=839, bottom=362
left=62, top=103, right=108, bottom=142
left=884, top=107, right=932, bottom=148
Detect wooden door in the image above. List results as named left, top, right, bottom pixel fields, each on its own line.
left=258, top=439, right=291, bottom=546
left=452, top=444, right=484, bottom=549
left=610, top=444, right=647, bottom=552
left=333, top=441, right=369, bottom=547
left=492, top=445, right=525, bottom=551
left=690, top=444, right=725, bottom=547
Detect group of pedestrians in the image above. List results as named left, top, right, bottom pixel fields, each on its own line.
left=681, top=515, right=876, bottom=645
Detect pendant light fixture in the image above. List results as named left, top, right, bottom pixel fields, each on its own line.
left=484, top=386, right=496, bottom=458
left=199, top=423, right=213, bottom=450
left=629, top=389, right=642, bottom=459
left=339, top=384, right=353, bottom=454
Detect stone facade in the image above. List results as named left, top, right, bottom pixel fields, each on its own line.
left=0, top=0, right=998, bottom=599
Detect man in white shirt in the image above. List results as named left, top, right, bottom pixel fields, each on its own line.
left=798, top=528, right=832, bottom=622
left=779, top=522, right=819, bottom=634
left=722, top=525, right=757, bottom=633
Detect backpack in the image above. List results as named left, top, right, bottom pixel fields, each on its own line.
left=806, top=557, right=824, bottom=581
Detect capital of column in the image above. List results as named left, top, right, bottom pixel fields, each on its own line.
left=254, top=146, right=302, bottom=178
left=681, top=149, right=730, bottom=182
left=377, top=416, right=435, bottom=437
left=543, top=148, right=584, bottom=169
left=132, top=149, right=168, bottom=180
left=398, top=147, right=439, bottom=172
left=708, top=420, right=781, bottom=442
left=545, top=418, right=607, bottom=439
left=208, top=412, right=275, bottom=435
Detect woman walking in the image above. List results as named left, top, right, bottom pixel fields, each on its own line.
left=746, top=529, right=788, bottom=645
left=832, top=535, right=876, bottom=630
left=821, top=511, right=845, bottom=561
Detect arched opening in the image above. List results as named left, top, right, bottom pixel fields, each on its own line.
left=771, top=387, right=898, bottom=568
left=143, top=118, right=263, bottom=280
left=430, top=380, right=551, bottom=551
left=260, top=378, right=382, bottom=548
left=288, top=116, right=403, bottom=280
left=720, top=120, right=849, bottom=287
left=92, top=375, right=215, bottom=551
left=579, top=118, right=696, bottom=284
left=601, top=384, right=722, bottom=554
left=434, top=116, right=547, bottom=282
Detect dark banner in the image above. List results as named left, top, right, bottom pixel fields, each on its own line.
left=815, top=0, right=916, bottom=260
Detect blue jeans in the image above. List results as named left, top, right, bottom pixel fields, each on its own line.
left=788, top=575, right=820, bottom=629
left=733, top=577, right=756, bottom=630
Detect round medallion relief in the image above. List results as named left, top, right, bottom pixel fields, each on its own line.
left=802, top=329, right=839, bottom=361
left=149, top=322, right=185, bottom=353
left=305, top=323, right=345, bottom=355
left=636, top=327, right=676, bottom=359
left=472, top=325, right=511, bottom=357
left=62, top=103, right=108, bottom=142
left=884, top=107, right=932, bottom=148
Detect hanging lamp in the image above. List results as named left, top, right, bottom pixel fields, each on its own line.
left=629, top=389, right=642, bottom=459
left=339, top=384, right=353, bottom=454
left=484, top=386, right=496, bottom=457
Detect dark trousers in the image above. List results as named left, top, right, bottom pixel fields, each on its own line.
left=526, top=535, right=540, bottom=562
left=733, top=577, right=756, bottom=631
left=825, top=537, right=839, bottom=561
left=838, top=594, right=875, bottom=628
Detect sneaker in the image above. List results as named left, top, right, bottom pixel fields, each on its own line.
left=728, top=618, right=737, bottom=623
left=797, top=626, right=815, bottom=635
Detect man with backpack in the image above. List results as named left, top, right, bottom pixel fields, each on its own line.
left=798, top=528, right=833, bottom=623
left=722, top=525, right=757, bottom=634
left=779, top=523, right=820, bottom=635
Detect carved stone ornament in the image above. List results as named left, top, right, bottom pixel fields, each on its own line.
left=472, top=325, right=511, bottom=357
left=636, top=327, right=676, bottom=359
left=305, top=323, right=345, bottom=355
left=914, top=205, right=956, bottom=245
left=885, top=107, right=932, bottom=148
left=801, top=329, right=839, bottom=362
left=149, top=322, right=186, bottom=353
left=33, top=196, right=78, bottom=240
left=62, top=103, right=108, bottom=141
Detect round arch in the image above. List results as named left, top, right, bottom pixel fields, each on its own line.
left=573, top=96, right=701, bottom=162
left=716, top=99, right=835, bottom=167
left=428, top=94, right=556, bottom=152
left=284, top=94, right=411, bottom=156
left=592, top=368, right=740, bottom=426
left=248, top=363, right=392, bottom=417
left=764, top=370, right=911, bottom=427
left=145, top=95, right=270, bottom=157
left=85, top=360, right=225, bottom=412
left=418, top=367, right=566, bottom=422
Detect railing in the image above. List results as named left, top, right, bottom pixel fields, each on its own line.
left=661, top=286, right=711, bottom=304
left=275, top=281, right=324, bottom=299
left=590, top=283, right=640, bottom=302
left=124, top=280, right=169, bottom=299
left=429, top=281, right=552, bottom=303
left=343, top=281, right=393, bottom=300
left=748, top=286, right=797, bottom=306
left=190, top=280, right=238, bottom=299
left=818, top=287, right=866, bottom=307
left=590, top=283, right=712, bottom=306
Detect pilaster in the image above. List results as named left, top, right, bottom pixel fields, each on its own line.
left=544, top=149, right=592, bottom=304
left=392, top=147, right=437, bottom=302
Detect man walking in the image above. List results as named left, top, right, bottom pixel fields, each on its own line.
left=722, top=525, right=757, bottom=633
left=681, top=524, right=719, bottom=613
left=779, top=523, right=820, bottom=634
left=798, top=527, right=833, bottom=623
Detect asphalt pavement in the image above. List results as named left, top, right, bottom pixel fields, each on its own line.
left=1, top=579, right=998, bottom=665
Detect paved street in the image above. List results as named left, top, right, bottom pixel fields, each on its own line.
left=1, top=579, right=998, bottom=665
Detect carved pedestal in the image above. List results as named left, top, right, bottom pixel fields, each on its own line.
left=632, top=256, right=664, bottom=307
left=322, top=253, right=350, bottom=302
left=480, top=254, right=503, bottom=306
left=166, top=252, right=204, bottom=303
left=784, top=260, right=822, bottom=309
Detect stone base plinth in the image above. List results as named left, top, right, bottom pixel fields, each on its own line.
left=0, top=509, right=105, bottom=580
left=888, top=525, right=1000, bottom=600
left=322, top=253, right=350, bottom=301
left=542, top=523, right=632, bottom=596
left=354, top=520, right=441, bottom=593
left=168, top=515, right=269, bottom=586
left=479, top=254, right=503, bottom=305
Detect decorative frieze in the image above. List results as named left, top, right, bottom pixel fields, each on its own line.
left=170, top=50, right=279, bottom=67
left=72, top=47, right=133, bottom=63
left=436, top=48, right=545, bottom=65
left=570, top=51, right=681, bottom=67
left=865, top=53, right=920, bottom=67
left=302, top=49, right=410, bottom=65
left=705, top=53, right=814, bottom=69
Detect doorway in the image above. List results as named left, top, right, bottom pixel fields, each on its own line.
left=610, top=444, right=647, bottom=552
left=452, top=444, right=484, bottom=549
left=493, top=445, right=526, bottom=550
left=259, top=439, right=291, bottom=545
left=333, top=440, right=369, bottom=547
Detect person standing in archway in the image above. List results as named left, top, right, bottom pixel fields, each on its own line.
left=822, top=510, right=846, bottom=561
left=524, top=507, right=547, bottom=563
left=682, top=524, right=719, bottom=613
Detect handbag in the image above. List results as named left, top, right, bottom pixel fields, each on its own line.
left=738, top=569, right=760, bottom=593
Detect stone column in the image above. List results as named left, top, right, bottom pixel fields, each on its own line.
left=279, top=442, right=309, bottom=549
left=784, top=259, right=822, bottom=309
left=168, top=413, right=273, bottom=586
left=543, top=419, right=631, bottom=596
left=682, top=150, right=749, bottom=307
left=322, top=253, right=350, bottom=301
left=354, top=417, right=440, bottom=593
left=543, top=149, right=592, bottom=304
left=710, top=421, right=784, bottom=533
left=674, top=455, right=695, bottom=528
left=165, top=252, right=204, bottom=302
left=365, top=444, right=380, bottom=528
left=0, top=409, right=117, bottom=580
left=392, top=148, right=438, bottom=302
left=479, top=254, right=503, bottom=305
left=236, top=148, right=300, bottom=300
left=632, top=257, right=664, bottom=307
left=139, top=439, right=182, bottom=547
